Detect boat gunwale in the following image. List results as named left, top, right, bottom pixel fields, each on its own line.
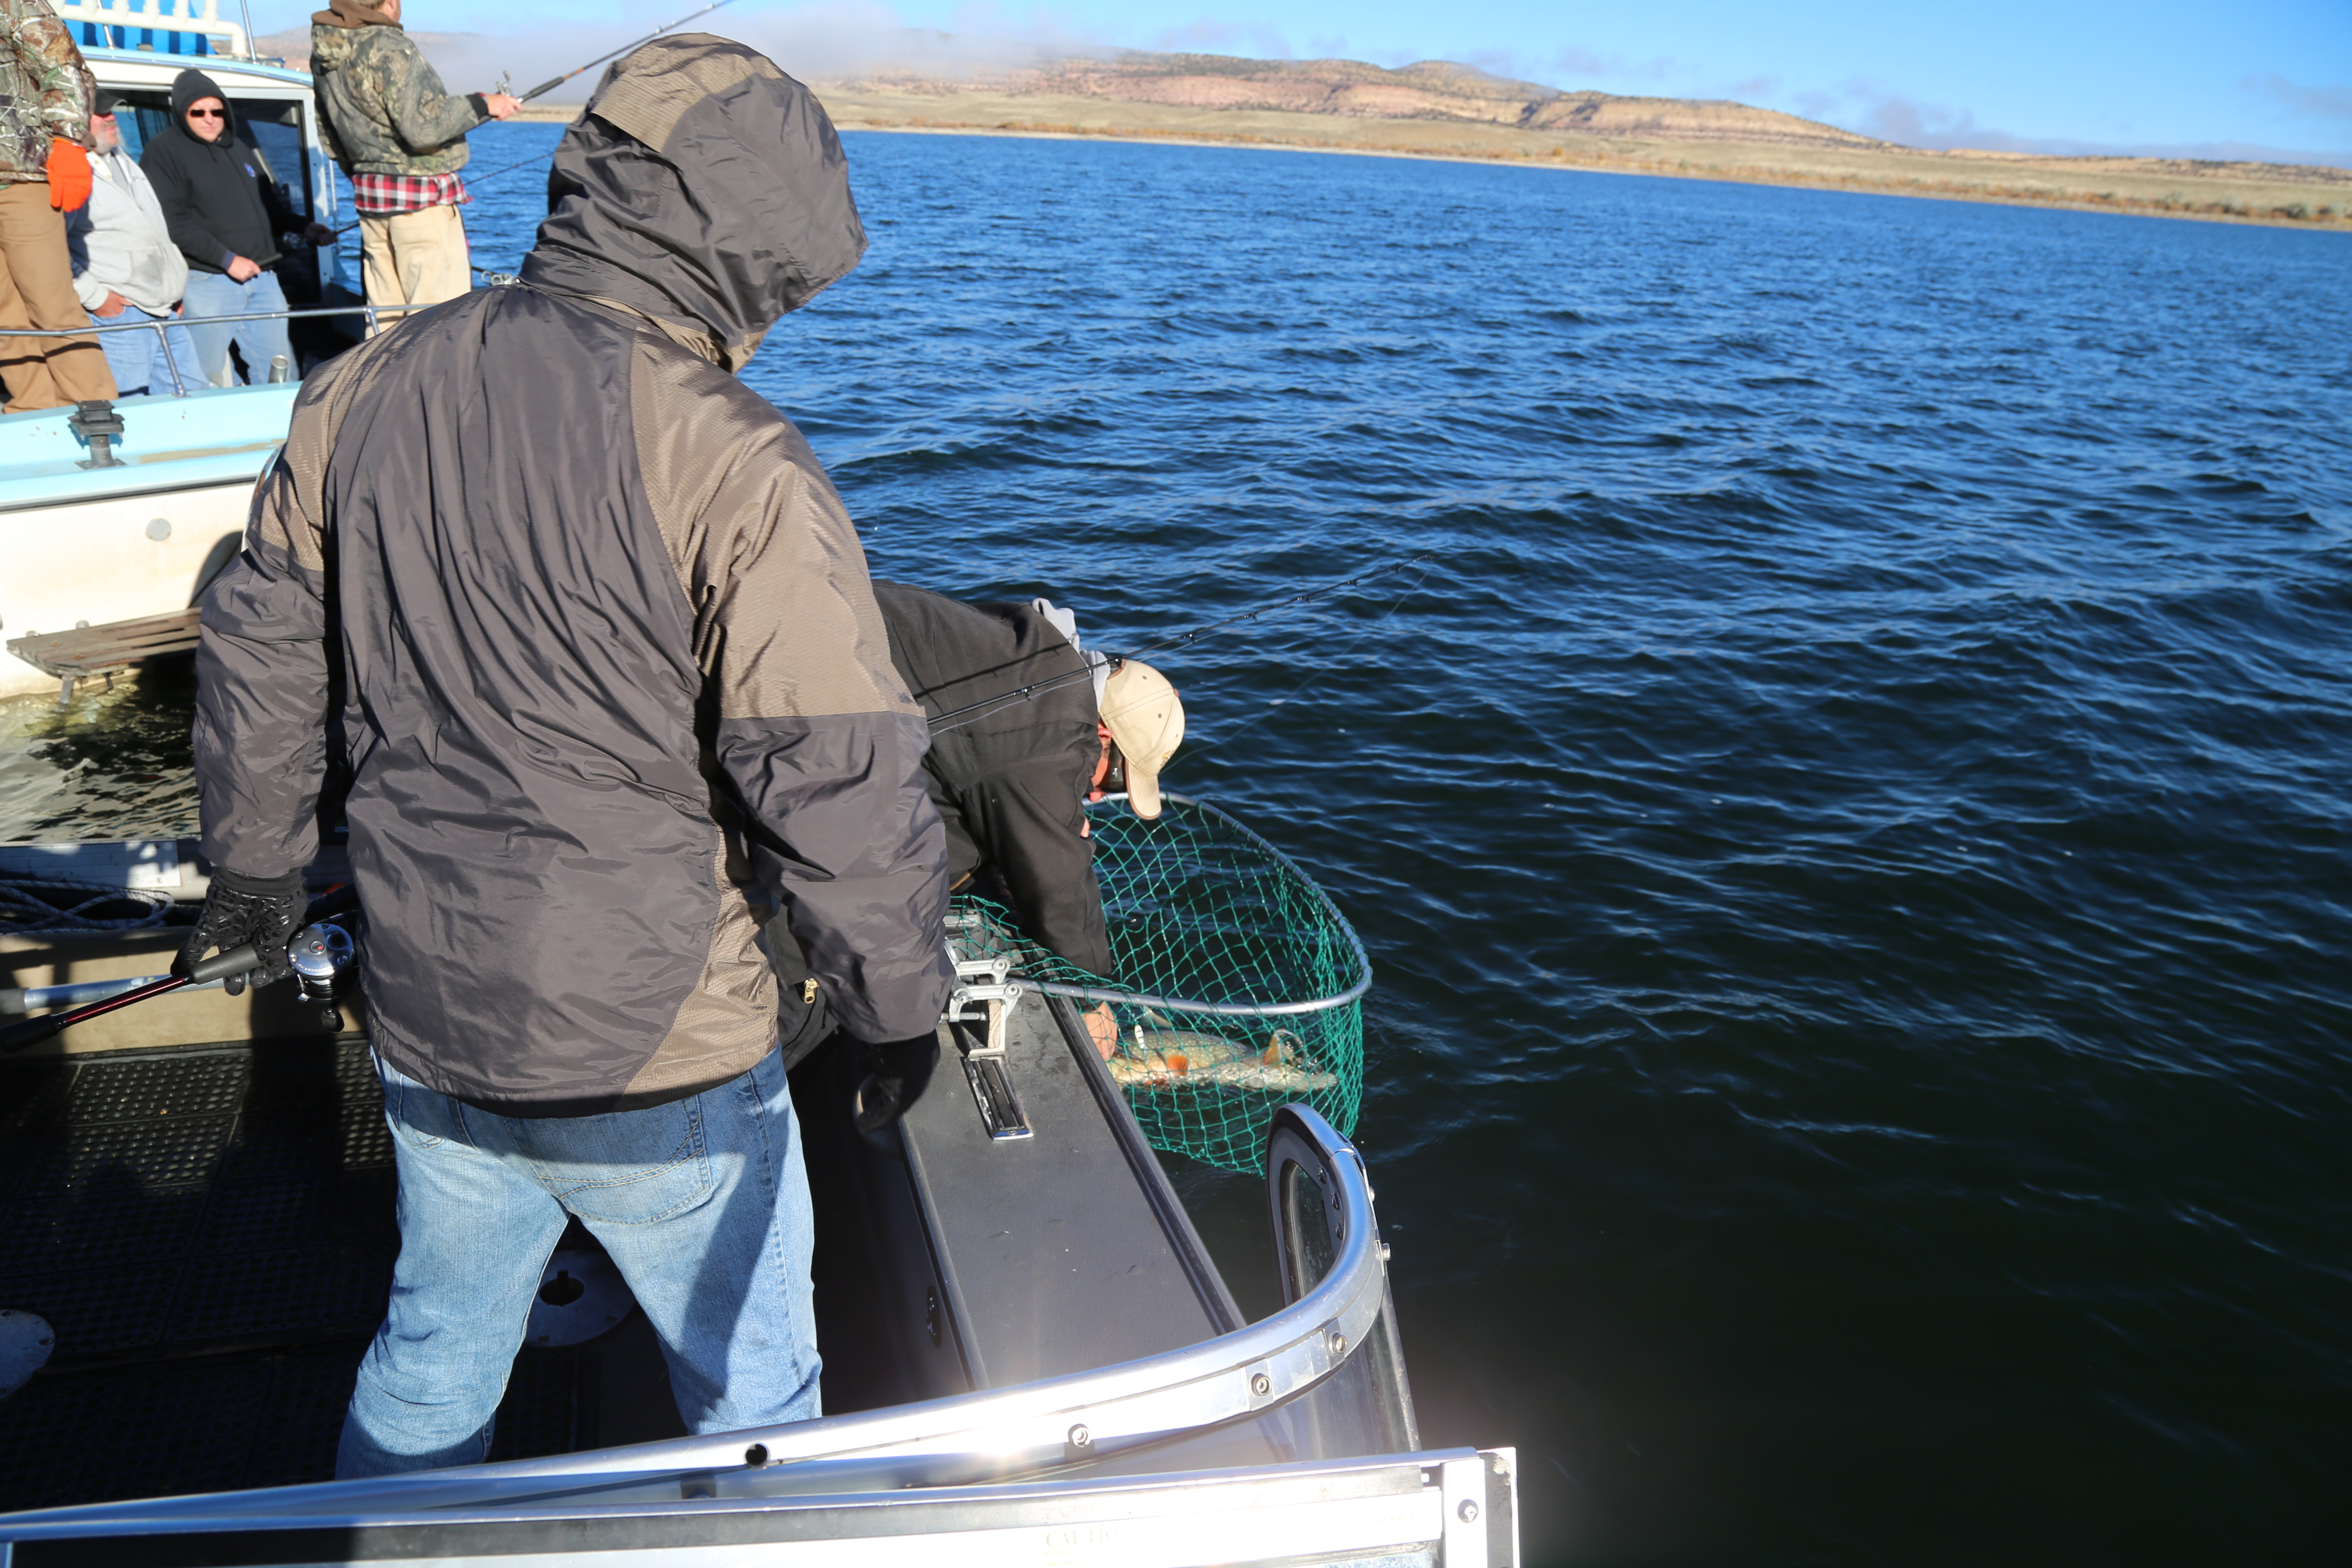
left=0, top=1107, right=1394, bottom=1526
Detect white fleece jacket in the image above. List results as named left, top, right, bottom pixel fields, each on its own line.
left=66, top=146, right=190, bottom=315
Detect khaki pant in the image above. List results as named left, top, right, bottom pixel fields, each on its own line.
left=0, top=181, right=119, bottom=413
left=359, top=202, right=472, bottom=330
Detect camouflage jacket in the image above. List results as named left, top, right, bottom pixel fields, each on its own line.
left=312, top=20, right=484, bottom=177
left=1, top=0, right=95, bottom=184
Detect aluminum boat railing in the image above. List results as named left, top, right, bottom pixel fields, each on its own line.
left=0, top=305, right=393, bottom=399
left=0, top=1106, right=1403, bottom=1534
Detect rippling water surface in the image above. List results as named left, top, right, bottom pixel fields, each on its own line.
left=9, top=125, right=2351, bottom=1563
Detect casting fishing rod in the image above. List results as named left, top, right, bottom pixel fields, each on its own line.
left=323, top=0, right=739, bottom=237
left=0, top=890, right=361, bottom=1052
left=516, top=0, right=738, bottom=101
left=924, top=554, right=1433, bottom=737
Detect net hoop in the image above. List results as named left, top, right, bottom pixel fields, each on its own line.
left=948, top=793, right=1369, bottom=1171
left=1023, top=794, right=1372, bottom=1018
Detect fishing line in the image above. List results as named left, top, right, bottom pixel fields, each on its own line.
left=330, top=150, right=555, bottom=239
left=923, top=554, right=1432, bottom=738
left=1176, top=557, right=1434, bottom=761
left=1121, top=554, right=1432, bottom=668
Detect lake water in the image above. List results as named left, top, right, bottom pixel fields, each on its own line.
left=6, top=124, right=2349, bottom=1564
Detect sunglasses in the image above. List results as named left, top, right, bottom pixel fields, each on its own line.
left=186, top=107, right=225, bottom=119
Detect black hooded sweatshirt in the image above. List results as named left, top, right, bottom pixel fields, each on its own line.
left=141, top=69, right=301, bottom=276
left=192, top=37, right=952, bottom=1115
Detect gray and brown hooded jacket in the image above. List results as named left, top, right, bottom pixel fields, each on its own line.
left=193, top=36, right=952, bottom=1115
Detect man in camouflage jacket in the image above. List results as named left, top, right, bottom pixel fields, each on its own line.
left=0, top=0, right=114, bottom=410
left=309, top=0, right=514, bottom=322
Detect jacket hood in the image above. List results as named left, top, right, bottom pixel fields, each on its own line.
left=518, top=35, right=866, bottom=372
left=169, top=69, right=236, bottom=143
left=310, top=0, right=397, bottom=28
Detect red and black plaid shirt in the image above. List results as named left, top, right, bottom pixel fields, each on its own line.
left=348, top=171, right=471, bottom=217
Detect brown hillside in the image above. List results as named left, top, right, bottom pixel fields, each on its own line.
left=842, top=52, right=1886, bottom=153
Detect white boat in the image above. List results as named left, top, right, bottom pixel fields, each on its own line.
left=1, top=2, right=354, bottom=704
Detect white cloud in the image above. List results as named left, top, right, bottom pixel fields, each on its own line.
left=2241, top=74, right=2352, bottom=123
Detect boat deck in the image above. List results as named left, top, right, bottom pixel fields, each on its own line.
left=0, top=1035, right=677, bottom=1510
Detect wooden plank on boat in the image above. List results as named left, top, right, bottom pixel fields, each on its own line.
left=5, top=609, right=200, bottom=702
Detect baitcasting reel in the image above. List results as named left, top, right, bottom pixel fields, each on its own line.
left=288, top=920, right=358, bottom=1032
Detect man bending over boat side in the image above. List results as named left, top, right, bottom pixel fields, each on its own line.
left=175, top=37, right=951, bottom=1476
left=768, top=582, right=1184, bottom=1063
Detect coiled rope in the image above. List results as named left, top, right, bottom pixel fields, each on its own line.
left=0, top=875, right=174, bottom=937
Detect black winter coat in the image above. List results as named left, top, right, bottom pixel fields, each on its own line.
left=140, top=69, right=300, bottom=275
left=873, top=582, right=1113, bottom=979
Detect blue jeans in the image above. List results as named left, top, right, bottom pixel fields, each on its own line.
left=180, top=268, right=292, bottom=386
left=92, top=302, right=202, bottom=397
left=338, top=1048, right=821, bottom=1477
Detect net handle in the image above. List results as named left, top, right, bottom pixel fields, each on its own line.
left=1028, top=793, right=1375, bottom=1016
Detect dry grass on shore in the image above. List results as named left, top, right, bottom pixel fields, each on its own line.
left=511, top=89, right=2349, bottom=234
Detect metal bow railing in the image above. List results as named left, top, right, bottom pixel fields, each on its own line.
left=0, top=1106, right=1394, bottom=1532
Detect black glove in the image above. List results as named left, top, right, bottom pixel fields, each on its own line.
left=176, top=869, right=306, bottom=997
left=853, top=1032, right=940, bottom=1136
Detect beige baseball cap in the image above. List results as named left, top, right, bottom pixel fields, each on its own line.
left=1101, top=659, right=1185, bottom=820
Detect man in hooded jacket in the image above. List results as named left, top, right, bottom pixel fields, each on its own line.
left=309, top=0, right=517, bottom=323
left=178, top=35, right=953, bottom=1474
left=141, top=68, right=334, bottom=384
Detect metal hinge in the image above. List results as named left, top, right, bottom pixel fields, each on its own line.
left=943, top=953, right=1032, bottom=1141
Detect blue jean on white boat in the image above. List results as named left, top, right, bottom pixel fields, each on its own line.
left=180, top=268, right=293, bottom=386
left=91, top=302, right=203, bottom=397
left=337, top=1047, right=821, bottom=1477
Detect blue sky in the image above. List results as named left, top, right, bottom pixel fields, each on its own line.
left=254, top=0, right=2352, bottom=161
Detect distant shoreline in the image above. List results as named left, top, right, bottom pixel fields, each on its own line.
left=830, top=119, right=2347, bottom=232
left=508, top=87, right=2350, bottom=236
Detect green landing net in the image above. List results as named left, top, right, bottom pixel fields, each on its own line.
left=947, top=795, right=1370, bottom=1173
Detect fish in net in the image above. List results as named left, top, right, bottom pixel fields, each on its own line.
left=947, top=795, right=1369, bottom=1172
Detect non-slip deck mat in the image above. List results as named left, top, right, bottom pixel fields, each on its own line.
left=0, top=1043, right=389, bottom=1360
left=0, top=1041, right=616, bottom=1513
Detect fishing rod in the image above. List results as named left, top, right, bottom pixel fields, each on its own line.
left=0, top=891, right=361, bottom=1052
left=322, top=0, right=740, bottom=237
left=516, top=0, right=738, bottom=101
left=924, top=554, right=1432, bottom=737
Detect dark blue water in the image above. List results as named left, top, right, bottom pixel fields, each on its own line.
left=20, top=123, right=2352, bottom=1563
